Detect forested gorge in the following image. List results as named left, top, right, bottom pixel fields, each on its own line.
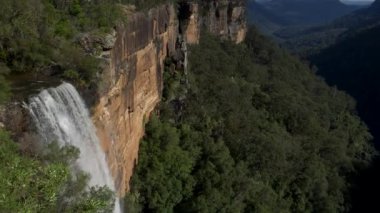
left=309, top=21, right=380, bottom=213
left=0, top=0, right=377, bottom=212
left=126, top=28, right=376, bottom=212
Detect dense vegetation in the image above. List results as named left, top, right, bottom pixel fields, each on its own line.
left=0, top=130, right=115, bottom=212
left=311, top=25, right=380, bottom=144
left=0, top=0, right=124, bottom=89
left=0, top=1, right=128, bottom=210
left=0, top=0, right=378, bottom=212
left=310, top=24, right=380, bottom=213
left=126, top=29, right=376, bottom=212
left=278, top=0, right=380, bottom=56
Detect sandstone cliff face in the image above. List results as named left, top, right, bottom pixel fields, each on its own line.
left=183, top=0, right=247, bottom=44
left=0, top=1, right=246, bottom=197
left=92, top=4, right=178, bottom=195
left=92, top=1, right=247, bottom=195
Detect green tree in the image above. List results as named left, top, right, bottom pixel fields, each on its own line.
left=128, top=28, right=375, bottom=212
left=131, top=116, right=195, bottom=212
left=0, top=130, right=115, bottom=212
left=0, top=130, right=69, bottom=212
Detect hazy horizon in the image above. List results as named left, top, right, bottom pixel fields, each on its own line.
left=341, top=0, right=375, bottom=5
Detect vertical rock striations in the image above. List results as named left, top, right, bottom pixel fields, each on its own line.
left=182, top=0, right=247, bottom=44
left=91, top=1, right=247, bottom=195
left=0, top=0, right=247, bottom=198
left=92, top=4, right=178, bottom=195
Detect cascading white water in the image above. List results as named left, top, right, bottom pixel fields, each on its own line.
left=27, top=82, right=121, bottom=213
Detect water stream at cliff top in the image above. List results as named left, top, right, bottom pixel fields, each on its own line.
left=27, top=82, right=121, bottom=213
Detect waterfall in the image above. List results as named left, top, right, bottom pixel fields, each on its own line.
left=27, top=82, right=121, bottom=213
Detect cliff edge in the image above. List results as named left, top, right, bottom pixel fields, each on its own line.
left=92, top=1, right=247, bottom=195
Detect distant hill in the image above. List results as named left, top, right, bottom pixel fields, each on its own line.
left=342, top=0, right=374, bottom=5
left=342, top=0, right=372, bottom=6
left=332, top=0, right=380, bottom=29
left=309, top=13, right=380, bottom=213
left=248, top=0, right=360, bottom=27
left=247, top=1, right=284, bottom=34
left=288, top=1, right=380, bottom=133
left=311, top=26, right=380, bottom=138
left=278, top=0, right=380, bottom=55
left=308, top=0, right=380, bottom=131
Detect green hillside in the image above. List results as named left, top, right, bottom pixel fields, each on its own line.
left=126, top=28, right=375, bottom=212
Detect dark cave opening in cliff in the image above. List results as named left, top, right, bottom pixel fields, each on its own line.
left=227, top=3, right=233, bottom=24
left=215, top=8, right=220, bottom=18
left=177, top=1, right=192, bottom=34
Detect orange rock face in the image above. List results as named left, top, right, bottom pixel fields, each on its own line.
left=91, top=2, right=246, bottom=196
left=92, top=5, right=178, bottom=195
left=205, top=2, right=247, bottom=43
left=184, top=3, right=201, bottom=44
left=183, top=1, right=247, bottom=44
left=0, top=2, right=247, bottom=197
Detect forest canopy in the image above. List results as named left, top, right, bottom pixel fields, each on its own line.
left=0, top=130, right=115, bottom=212
left=0, top=0, right=376, bottom=212
left=0, top=0, right=124, bottom=88
left=126, top=28, right=376, bottom=212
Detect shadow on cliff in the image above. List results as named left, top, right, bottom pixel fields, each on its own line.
left=177, top=1, right=192, bottom=34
